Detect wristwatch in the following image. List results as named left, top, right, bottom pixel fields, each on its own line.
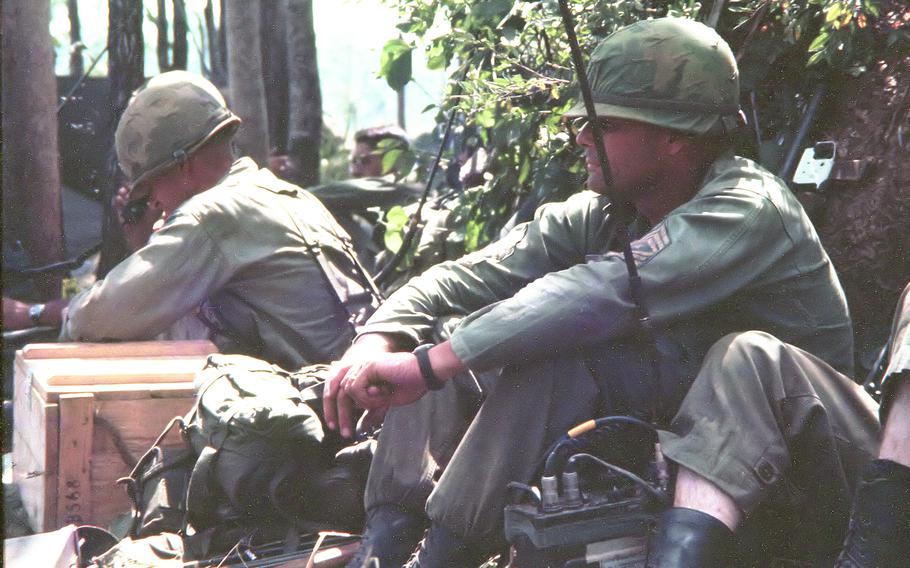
left=28, top=303, right=46, bottom=326
left=412, top=344, right=447, bottom=391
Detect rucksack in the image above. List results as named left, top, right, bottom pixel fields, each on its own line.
left=119, top=355, right=343, bottom=557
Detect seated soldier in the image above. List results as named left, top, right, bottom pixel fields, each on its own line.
left=835, top=282, right=910, bottom=567
left=308, top=126, right=419, bottom=269
left=349, top=125, right=410, bottom=179
left=649, top=283, right=910, bottom=566
left=13, top=71, right=375, bottom=372
left=323, top=18, right=856, bottom=567
left=649, top=330, right=879, bottom=566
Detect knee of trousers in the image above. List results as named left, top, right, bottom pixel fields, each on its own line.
left=659, top=331, right=824, bottom=513
left=704, top=330, right=816, bottom=399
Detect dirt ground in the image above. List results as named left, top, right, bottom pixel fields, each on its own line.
left=811, top=45, right=910, bottom=373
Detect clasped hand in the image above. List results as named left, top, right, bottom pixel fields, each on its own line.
left=323, top=349, right=427, bottom=438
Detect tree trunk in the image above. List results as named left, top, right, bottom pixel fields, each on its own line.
left=397, top=87, right=406, bottom=129
left=98, top=0, right=144, bottom=277
left=218, top=1, right=228, bottom=82
left=261, top=0, right=288, bottom=154
left=156, top=0, right=169, bottom=71
left=67, top=0, right=84, bottom=77
left=172, top=0, right=188, bottom=70
left=2, top=0, right=65, bottom=298
left=203, top=0, right=224, bottom=84
left=286, top=0, right=321, bottom=187
left=224, top=0, right=269, bottom=166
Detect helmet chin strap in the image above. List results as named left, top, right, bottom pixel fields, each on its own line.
left=556, top=0, right=661, bottom=422
left=556, top=0, right=615, bottom=208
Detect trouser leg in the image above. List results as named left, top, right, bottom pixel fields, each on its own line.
left=363, top=369, right=483, bottom=514
left=426, top=353, right=600, bottom=542
left=658, top=331, right=880, bottom=563
left=426, top=336, right=695, bottom=544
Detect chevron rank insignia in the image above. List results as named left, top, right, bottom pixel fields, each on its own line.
left=630, top=222, right=670, bottom=266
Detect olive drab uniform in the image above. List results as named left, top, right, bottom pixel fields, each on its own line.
left=660, top=285, right=909, bottom=562
left=308, top=176, right=421, bottom=270
left=62, top=158, right=371, bottom=371
left=660, top=332, right=879, bottom=563
left=358, top=151, right=855, bottom=541
left=880, top=282, right=910, bottom=421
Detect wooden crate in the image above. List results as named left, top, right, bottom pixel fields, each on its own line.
left=11, top=340, right=217, bottom=532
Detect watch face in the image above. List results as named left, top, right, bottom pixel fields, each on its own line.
left=29, top=303, right=45, bottom=324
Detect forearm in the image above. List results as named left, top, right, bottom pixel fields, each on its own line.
left=426, top=340, right=467, bottom=383
left=64, top=214, right=230, bottom=341
left=3, top=297, right=68, bottom=330
left=361, top=260, right=514, bottom=344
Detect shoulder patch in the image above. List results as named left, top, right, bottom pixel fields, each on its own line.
left=630, top=222, right=670, bottom=266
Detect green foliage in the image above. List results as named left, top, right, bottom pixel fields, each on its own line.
left=383, top=205, right=411, bottom=252
left=378, top=0, right=907, bottom=255
left=379, top=38, right=414, bottom=91
left=377, top=136, right=418, bottom=180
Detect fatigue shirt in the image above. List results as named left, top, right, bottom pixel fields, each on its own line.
left=308, top=176, right=421, bottom=212
left=359, top=153, right=854, bottom=376
left=62, top=158, right=360, bottom=370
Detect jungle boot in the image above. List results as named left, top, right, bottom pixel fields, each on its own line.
left=346, top=504, right=426, bottom=568
left=645, top=507, right=734, bottom=568
left=402, top=523, right=480, bottom=568
left=835, top=459, right=910, bottom=568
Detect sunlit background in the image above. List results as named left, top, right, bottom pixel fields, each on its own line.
left=49, top=0, right=446, bottom=140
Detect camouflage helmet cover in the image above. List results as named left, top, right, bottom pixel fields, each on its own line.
left=115, top=70, right=240, bottom=194
left=565, top=18, right=741, bottom=135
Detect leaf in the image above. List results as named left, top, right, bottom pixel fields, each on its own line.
left=381, top=149, right=403, bottom=175
left=518, top=155, right=531, bottom=185
left=807, top=50, right=826, bottom=66
left=379, top=39, right=414, bottom=91
left=471, top=0, right=513, bottom=19
left=399, top=152, right=418, bottom=178
left=808, top=31, right=830, bottom=52
left=427, top=42, right=447, bottom=70
left=475, top=109, right=496, bottom=128
left=383, top=206, right=410, bottom=253
left=464, top=219, right=483, bottom=252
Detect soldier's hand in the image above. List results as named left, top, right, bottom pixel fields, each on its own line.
left=342, top=352, right=428, bottom=410
left=323, top=334, right=398, bottom=438
left=114, top=186, right=164, bottom=252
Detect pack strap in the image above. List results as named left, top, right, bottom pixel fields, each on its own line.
left=281, top=202, right=384, bottom=329
left=185, top=445, right=220, bottom=527
left=117, top=416, right=189, bottom=537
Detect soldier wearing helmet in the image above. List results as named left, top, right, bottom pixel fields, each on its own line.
left=56, top=71, right=376, bottom=371
left=317, top=18, right=868, bottom=567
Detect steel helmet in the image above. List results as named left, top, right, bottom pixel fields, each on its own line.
left=115, top=71, right=240, bottom=194
left=565, top=18, right=741, bottom=135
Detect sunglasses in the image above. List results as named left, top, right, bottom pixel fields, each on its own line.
left=351, top=153, right=381, bottom=167
left=566, top=116, right=622, bottom=137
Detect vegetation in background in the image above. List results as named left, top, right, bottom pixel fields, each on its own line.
left=375, top=0, right=909, bottom=255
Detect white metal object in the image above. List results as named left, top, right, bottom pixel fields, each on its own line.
left=792, top=141, right=836, bottom=188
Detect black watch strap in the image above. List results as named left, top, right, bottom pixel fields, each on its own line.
left=413, top=344, right=446, bottom=391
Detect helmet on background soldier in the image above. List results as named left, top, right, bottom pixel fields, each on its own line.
left=115, top=71, right=241, bottom=197
left=564, top=18, right=742, bottom=135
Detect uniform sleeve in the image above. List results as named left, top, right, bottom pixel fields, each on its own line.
left=61, top=211, right=234, bottom=341
left=450, top=188, right=797, bottom=371
left=358, top=193, right=607, bottom=346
